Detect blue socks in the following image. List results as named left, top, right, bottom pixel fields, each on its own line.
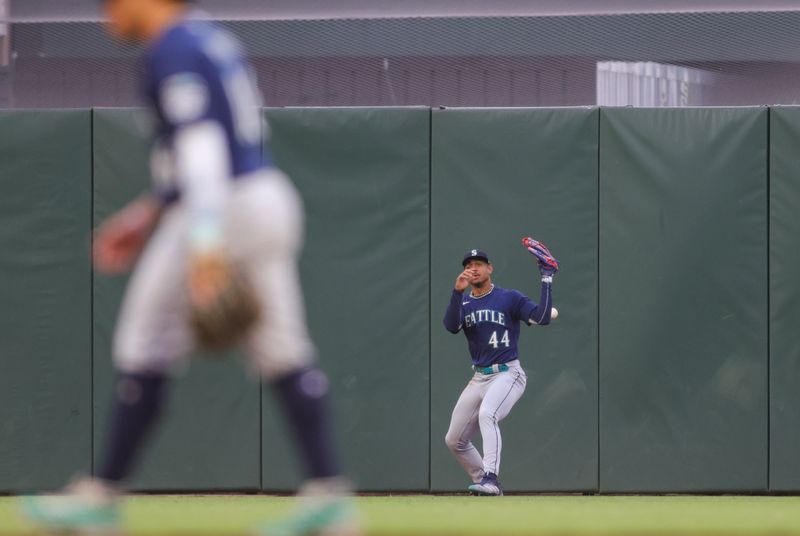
left=96, top=373, right=168, bottom=483
left=272, top=367, right=340, bottom=479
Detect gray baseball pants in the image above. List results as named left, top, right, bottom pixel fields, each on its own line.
left=444, top=360, right=527, bottom=482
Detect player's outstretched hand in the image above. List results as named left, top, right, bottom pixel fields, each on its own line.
left=93, top=196, right=161, bottom=274
left=454, top=269, right=474, bottom=292
left=522, top=236, right=559, bottom=276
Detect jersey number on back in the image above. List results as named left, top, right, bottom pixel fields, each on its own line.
left=488, top=330, right=510, bottom=349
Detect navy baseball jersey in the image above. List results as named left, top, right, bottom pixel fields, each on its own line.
left=443, top=284, right=552, bottom=367
left=142, top=16, right=272, bottom=204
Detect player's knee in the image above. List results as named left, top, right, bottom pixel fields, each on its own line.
left=444, top=431, right=464, bottom=452
left=478, top=407, right=497, bottom=426
left=113, top=372, right=169, bottom=417
left=272, top=366, right=330, bottom=400
left=113, top=352, right=173, bottom=378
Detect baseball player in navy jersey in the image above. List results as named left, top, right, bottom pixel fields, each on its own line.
left=444, top=240, right=558, bottom=496
left=22, top=1, right=358, bottom=535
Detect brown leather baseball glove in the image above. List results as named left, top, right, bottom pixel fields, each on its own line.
left=188, top=255, right=261, bottom=351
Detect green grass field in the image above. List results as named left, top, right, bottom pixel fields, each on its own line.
left=2, top=494, right=800, bottom=535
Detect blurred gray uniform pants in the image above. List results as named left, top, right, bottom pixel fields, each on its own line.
left=113, top=170, right=315, bottom=380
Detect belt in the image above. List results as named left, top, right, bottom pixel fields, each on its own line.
left=473, top=364, right=509, bottom=375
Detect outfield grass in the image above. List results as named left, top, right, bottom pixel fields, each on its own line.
left=2, top=494, right=800, bottom=535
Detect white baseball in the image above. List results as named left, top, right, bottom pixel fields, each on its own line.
left=551, top=307, right=559, bottom=320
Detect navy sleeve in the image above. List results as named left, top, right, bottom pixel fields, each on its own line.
left=151, top=45, right=215, bottom=130
left=443, top=289, right=464, bottom=333
left=146, top=39, right=219, bottom=205
left=514, top=282, right=553, bottom=326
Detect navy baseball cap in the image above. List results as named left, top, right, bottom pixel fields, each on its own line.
left=462, top=249, right=490, bottom=266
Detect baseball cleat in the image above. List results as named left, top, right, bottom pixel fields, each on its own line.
left=468, top=472, right=504, bottom=496
left=20, top=477, right=122, bottom=535
left=255, top=497, right=360, bottom=536
left=257, top=477, right=361, bottom=536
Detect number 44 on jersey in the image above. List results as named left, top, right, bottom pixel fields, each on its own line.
left=488, top=330, right=510, bottom=349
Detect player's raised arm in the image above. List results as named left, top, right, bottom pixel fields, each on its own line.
left=443, top=269, right=472, bottom=333
left=519, top=236, right=559, bottom=326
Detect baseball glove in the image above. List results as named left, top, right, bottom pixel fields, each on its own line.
left=189, top=262, right=261, bottom=351
left=522, top=236, right=559, bottom=276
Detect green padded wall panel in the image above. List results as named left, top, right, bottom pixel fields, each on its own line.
left=261, top=108, right=430, bottom=491
left=769, top=107, right=800, bottom=491
left=0, top=110, right=92, bottom=492
left=92, top=109, right=260, bottom=490
left=430, top=108, right=599, bottom=492
left=599, top=107, right=768, bottom=492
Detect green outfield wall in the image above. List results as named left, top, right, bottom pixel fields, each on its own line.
left=599, top=108, right=768, bottom=492
left=430, top=108, right=598, bottom=492
left=260, top=108, right=431, bottom=492
left=0, top=106, right=794, bottom=493
left=0, top=111, right=92, bottom=492
left=769, top=107, right=800, bottom=492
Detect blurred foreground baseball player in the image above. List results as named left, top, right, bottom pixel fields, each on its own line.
left=22, top=1, right=358, bottom=534
left=443, top=239, right=558, bottom=496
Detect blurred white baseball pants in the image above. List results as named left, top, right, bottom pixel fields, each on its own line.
left=113, top=169, right=315, bottom=379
